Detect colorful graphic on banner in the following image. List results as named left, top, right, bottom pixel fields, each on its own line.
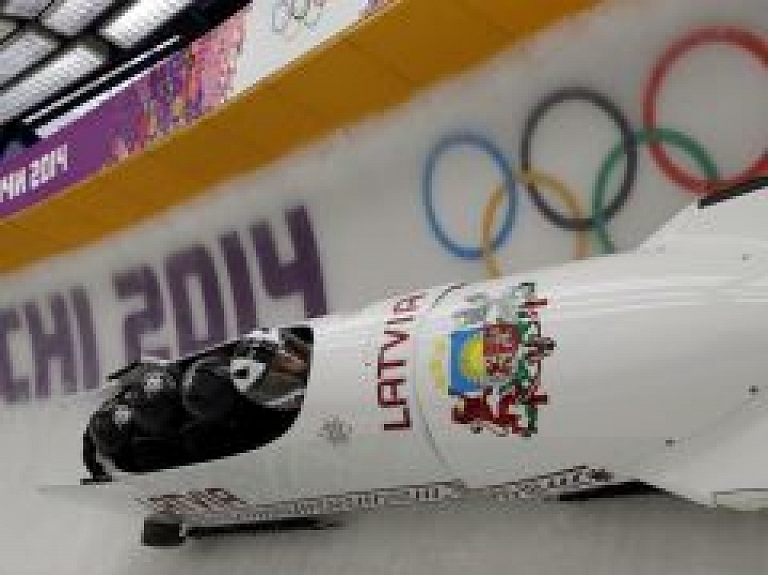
left=108, top=13, right=247, bottom=163
left=0, top=9, right=249, bottom=218
left=361, top=0, right=393, bottom=17
left=431, top=283, right=554, bottom=437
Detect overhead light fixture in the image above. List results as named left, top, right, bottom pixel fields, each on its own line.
left=101, top=0, right=194, bottom=49
left=27, top=34, right=180, bottom=127
left=42, top=0, right=118, bottom=36
left=0, top=26, right=58, bottom=86
left=0, top=0, right=55, bottom=18
left=0, top=41, right=108, bottom=123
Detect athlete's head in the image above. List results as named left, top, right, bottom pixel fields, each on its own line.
left=181, top=356, right=238, bottom=422
left=88, top=403, right=134, bottom=457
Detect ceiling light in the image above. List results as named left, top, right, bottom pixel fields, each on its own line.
left=27, top=34, right=180, bottom=127
left=0, top=19, right=16, bottom=42
left=0, top=0, right=54, bottom=18
left=0, top=26, right=58, bottom=86
left=42, top=0, right=117, bottom=36
left=0, top=41, right=108, bottom=123
left=101, top=0, right=194, bottom=49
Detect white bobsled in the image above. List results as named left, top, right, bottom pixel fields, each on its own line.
left=57, top=177, right=768, bottom=546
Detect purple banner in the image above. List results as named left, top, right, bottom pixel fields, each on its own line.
left=0, top=9, right=248, bottom=219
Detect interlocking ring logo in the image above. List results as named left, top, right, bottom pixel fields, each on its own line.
left=272, top=0, right=329, bottom=40
left=423, top=26, right=768, bottom=278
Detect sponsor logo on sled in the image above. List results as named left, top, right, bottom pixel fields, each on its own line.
left=430, top=282, right=555, bottom=437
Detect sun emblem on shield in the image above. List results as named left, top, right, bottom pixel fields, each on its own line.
left=431, top=282, right=555, bottom=437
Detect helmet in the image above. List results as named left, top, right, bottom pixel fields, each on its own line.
left=181, top=356, right=238, bottom=421
left=130, top=365, right=183, bottom=437
left=229, top=337, right=276, bottom=399
left=229, top=336, right=306, bottom=410
left=243, top=327, right=281, bottom=346
left=87, top=402, right=134, bottom=457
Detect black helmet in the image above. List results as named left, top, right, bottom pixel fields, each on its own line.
left=87, top=403, right=134, bottom=457
left=181, top=356, right=238, bottom=421
left=130, top=365, right=183, bottom=437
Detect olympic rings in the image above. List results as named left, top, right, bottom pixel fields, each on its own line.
left=423, top=133, right=519, bottom=260
left=483, top=170, right=590, bottom=278
left=272, top=0, right=327, bottom=39
left=423, top=25, right=767, bottom=273
left=520, top=87, right=638, bottom=232
left=592, top=128, right=720, bottom=254
left=643, top=26, right=768, bottom=194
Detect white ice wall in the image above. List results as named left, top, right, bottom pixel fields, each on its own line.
left=1, top=0, right=767, bottom=571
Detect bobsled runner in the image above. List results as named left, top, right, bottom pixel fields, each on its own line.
left=53, top=177, right=768, bottom=547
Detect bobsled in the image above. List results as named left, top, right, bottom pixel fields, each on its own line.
left=63, top=177, right=768, bottom=547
